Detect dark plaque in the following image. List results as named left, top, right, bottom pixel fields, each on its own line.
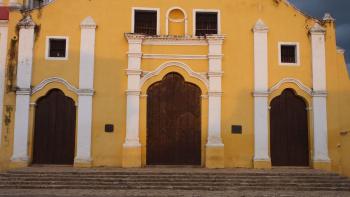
left=232, top=125, right=242, bottom=134
left=105, top=124, right=114, bottom=133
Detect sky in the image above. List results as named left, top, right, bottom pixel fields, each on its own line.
left=289, top=0, right=350, bottom=71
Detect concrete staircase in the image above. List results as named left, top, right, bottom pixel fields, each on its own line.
left=0, top=167, right=349, bottom=191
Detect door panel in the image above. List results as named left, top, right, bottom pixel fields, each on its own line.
left=32, top=89, right=76, bottom=165
left=270, top=89, right=309, bottom=166
left=147, top=73, right=201, bottom=165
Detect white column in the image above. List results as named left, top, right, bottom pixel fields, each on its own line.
left=75, top=16, right=96, bottom=165
left=124, top=34, right=144, bottom=148
left=252, top=19, right=270, bottom=165
left=11, top=16, right=35, bottom=163
left=0, top=20, right=8, bottom=145
left=206, top=35, right=224, bottom=148
left=310, top=23, right=330, bottom=163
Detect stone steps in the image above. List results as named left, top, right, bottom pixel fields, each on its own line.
left=0, top=168, right=349, bottom=192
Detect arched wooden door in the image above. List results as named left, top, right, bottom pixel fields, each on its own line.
left=32, top=89, right=76, bottom=165
left=147, top=73, right=201, bottom=165
left=270, top=89, right=309, bottom=166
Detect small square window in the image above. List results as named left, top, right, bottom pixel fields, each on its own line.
left=46, top=37, right=68, bottom=60
left=195, top=12, right=218, bottom=36
left=134, top=10, right=157, bottom=35
left=279, top=42, right=300, bottom=66
left=281, top=45, right=296, bottom=63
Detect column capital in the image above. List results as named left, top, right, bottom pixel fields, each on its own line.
left=253, top=19, right=269, bottom=33
left=206, top=34, right=225, bottom=45
left=310, top=23, right=326, bottom=35
left=77, top=89, right=94, bottom=96
left=16, top=88, right=31, bottom=95
left=312, top=90, right=328, bottom=97
left=81, top=16, right=97, bottom=29
left=125, top=33, right=145, bottom=43
left=18, top=15, right=36, bottom=29
left=253, top=91, right=269, bottom=97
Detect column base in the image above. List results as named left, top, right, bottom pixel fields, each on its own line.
left=74, top=158, right=92, bottom=168
left=312, top=160, right=331, bottom=171
left=253, top=159, right=272, bottom=169
left=205, top=145, right=224, bottom=169
left=9, top=157, right=29, bottom=169
left=122, top=145, right=141, bottom=168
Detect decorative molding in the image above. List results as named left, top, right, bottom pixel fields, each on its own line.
left=312, top=90, right=328, bottom=97
left=31, top=77, right=79, bottom=95
left=337, top=47, right=345, bottom=54
left=142, top=54, right=208, bottom=60
left=140, top=61, right=209, bottom=88
left=310, top=23, right=326, bottom=34
left=143, top=35, right=208, bottom=46
left=166, top=7, right=188, bottom=35
left=253, top=19, right=269, bottom=33
left=0, top=20, right=8, bottom=27
left=269, top=78, right=313, bottom=95
left=17, top=15, right=36, bottom=29
left=323, top=13, right=335, bottom=22
left=253, top=91, right=269, bottom=97
left=81, top=16, right=97, bottom=29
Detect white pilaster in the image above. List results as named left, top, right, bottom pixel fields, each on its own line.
left=0, top=20, right=8, bottom=145
left=310, top=23, right=330, bottom=164
left=124, top=34, right=144, bottom=148
left=11, top=16, right=35, bottom=163
left=206, top=35, right=224, bottom=148
left=252, top=19, right=270, bottom=165
left=75, top=16, right=96, bottom=166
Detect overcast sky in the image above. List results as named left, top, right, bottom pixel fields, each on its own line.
left=289, top=0, right=350, bottom=70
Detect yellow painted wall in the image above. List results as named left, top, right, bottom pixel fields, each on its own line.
left=0, top=0, right=349, bottom=174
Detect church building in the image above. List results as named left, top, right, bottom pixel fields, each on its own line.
left=0, top=0, right=349, bottom=175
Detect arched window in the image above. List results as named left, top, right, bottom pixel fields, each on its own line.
left=166, top=7, right=187, bottom=35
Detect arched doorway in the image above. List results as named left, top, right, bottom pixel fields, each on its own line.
left=270, top=89, right=309, bottom=166
left=147, top=72, right=201, bottom=165
left=32, top=89, right=76, bottom=165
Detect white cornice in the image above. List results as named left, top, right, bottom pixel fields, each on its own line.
left=142, top=54, right=208, bottom=60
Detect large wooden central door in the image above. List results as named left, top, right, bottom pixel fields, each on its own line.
left=32, top=89, right=76, bottom=165
left=147, top=73, right=201, bottom=165
left=270, top=89, right=309, bottom=166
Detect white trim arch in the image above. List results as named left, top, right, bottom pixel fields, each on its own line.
left=31, top=77, right=79, bottom=95
left=166, top=7, right=188, bottom=35
left=140, top=61, right=209, bottom=89
left=269, top=78, right=313, bottom=96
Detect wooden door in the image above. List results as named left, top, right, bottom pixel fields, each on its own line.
left=147, top=73, right=201, bottom=165
left=32, top=89, right=76, bottom=165
left=270, top=89, right=309, bottom=166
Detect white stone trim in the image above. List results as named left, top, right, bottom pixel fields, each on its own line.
left=11, top=16, right=36, bottom=163
left=31, top=77, right=80, bottom=95
left=142, top=36, right=208, bottom=46
left=131, top=7, right=160, bottom=35
left=252, top=19, right=270, bottom=163
left=75, top=16, right=97, bottom=165
left=269, top=78, right=312, bottom=96
left=140, top=61, right=209, bottom=88
left=193, top=9, right=221, bottom=36
left=142, top=54, right=208, bottom=60
left=45, top=36, right=69, bottom=61
left=310, top=23, right=330, bottom=164
left=0, top=20, right=8, bottom=145
left=278, top=42, right=300, bottom=66
left=166, top=7, right=188, bottom=35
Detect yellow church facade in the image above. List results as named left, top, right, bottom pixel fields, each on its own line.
left=0, top=0, right=349, bottom=176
